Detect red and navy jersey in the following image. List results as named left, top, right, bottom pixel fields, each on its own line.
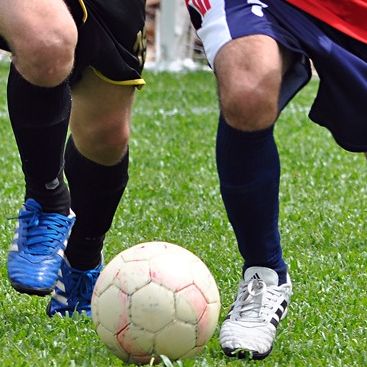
left=287, top=0, right=367, bottom=44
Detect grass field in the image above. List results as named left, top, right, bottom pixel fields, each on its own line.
left=0, top=61, right=366, bottom=366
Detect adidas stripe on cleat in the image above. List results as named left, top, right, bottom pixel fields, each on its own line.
left=47, top=256, right=102, bottom=317
left=220, top=266, right=292, bottom=360
left=7, top=198, right=75, bottom=296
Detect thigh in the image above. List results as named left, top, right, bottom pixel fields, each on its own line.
left=187, top=0, right=312, bottom=111
left=214, top=35, right=291, bottom=103
left=70, top=68, right=135, bottom=158
left=214, top=34, right=294, bottom=130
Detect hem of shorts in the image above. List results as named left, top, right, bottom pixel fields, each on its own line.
left=78, top=0, right=88, bottom=22
left=314, top=124, right=367, bottom=153
left=91, top=67, right=146, bottom=88
left=241, top=31, right=310, bottom=59
left=213, top=31, right=312, bottom=111
left=332, top=136, right=367, bottom=153
left=211, top=30, right=310, bottom=71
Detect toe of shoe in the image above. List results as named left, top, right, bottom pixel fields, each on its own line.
left=7, top=253, right=60, bottom=293
left=220, top=321, right=274, bottom=357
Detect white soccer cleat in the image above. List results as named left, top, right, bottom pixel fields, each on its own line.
left=220, top=266, right=292, bottom=360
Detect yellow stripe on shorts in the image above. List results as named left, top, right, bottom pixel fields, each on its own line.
left=91, top=67, right=146, bottom=88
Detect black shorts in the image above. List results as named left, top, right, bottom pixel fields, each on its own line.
left=68, top=0, right=146, bottom=87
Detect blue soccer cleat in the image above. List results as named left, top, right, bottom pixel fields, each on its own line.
left=7, top=198, right=76, bottom=296
left=47, top=256, right=102, bottom=317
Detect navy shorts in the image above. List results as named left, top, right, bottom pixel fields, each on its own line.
left=187, top=0, right=367, bottom=152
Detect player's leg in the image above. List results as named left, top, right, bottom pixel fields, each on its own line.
left=5, top=0, right=78, bottom=296
left=185, top=0, right=314, bottom=358
left=215, top=35, right=290, bottom=277
left=47, top=68, right=134, bottom=316
left=45, top=0, right=146, bottom=316
left=214, top=35, right=293, bottom=359
left=67, top=67, right=132, bottom=268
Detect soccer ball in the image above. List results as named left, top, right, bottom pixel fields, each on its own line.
left=91, top=241, right=221, bottom=364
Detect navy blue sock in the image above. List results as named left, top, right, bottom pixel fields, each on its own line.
left=216, top=115, right=287, bottom=284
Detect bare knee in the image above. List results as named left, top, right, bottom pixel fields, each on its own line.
left=11, top=22, right=77, bottom=87
left=219, top=82, right=279, bottom=131
left=96, top=120, right=130, bottom=162
left=214, top=36, right=287, bottom=131
left=72, top=115, right=130, bottom=166
left=70, top=73, right=135, bottom=165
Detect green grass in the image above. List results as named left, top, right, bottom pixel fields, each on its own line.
left=0, top=62, right=366, bottom=366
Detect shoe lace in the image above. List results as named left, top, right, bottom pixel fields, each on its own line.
left=232, top=279, right=285, bottom=323
left=14, top=202, right=73, bottom=255
left=69, top=268, right=100, bottom=306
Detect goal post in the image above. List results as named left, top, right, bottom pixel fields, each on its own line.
left=153, top=0, right=199, bottom=70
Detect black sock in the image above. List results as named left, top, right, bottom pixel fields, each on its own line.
left=7, top=63, right=71, bottom=215
left=64, top=136, right=129, bottom=270
left=65, top=233, right=105, bottom=270
left=216, top=115, right=287, bottom=285
left=25, top=172, right=70, bottom=215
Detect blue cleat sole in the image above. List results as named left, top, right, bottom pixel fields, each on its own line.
left=9, top=280, right=55, bottom=296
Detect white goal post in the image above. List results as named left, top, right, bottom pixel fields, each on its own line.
left=151, top=0, right=205, bottom=70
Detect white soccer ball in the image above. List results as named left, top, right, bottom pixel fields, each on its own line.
left=91, top=241, right=221, bottom=364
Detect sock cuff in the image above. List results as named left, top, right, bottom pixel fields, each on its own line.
left=65, top=136, right=129, bottom=190
left=8, top=63, right=71, bottom=128
left=218, top=114, right=274, bottom=142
